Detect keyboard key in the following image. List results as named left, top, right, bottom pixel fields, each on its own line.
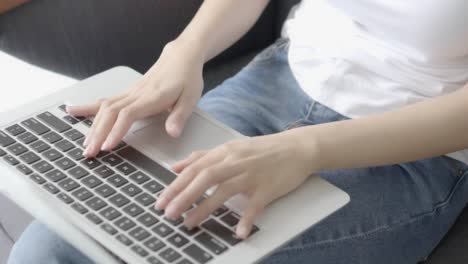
left=43, top=183, right=60, bottom=194
left=0, top=149, right=6, bottom=157
left=183, top=244, right=213, bottom=264
left=149, top=206, right=164, bottom=216
left=168, top=233, right=189, bottom=248
left=147, top=257, right=164, bottom=264
left=131, top=245, right=149, bottom=257
left=135, top=193, right=156, bottom=206
left=101, top=154, right=123, bottom=166
left=123, top=203, right=144, bottom=217
left=45, top=169, right=67, bottom=182
left=82, top=119, right=93, bottom=127
left=71, top=203, right=88, bottom=214
left=220, top=212, right=240, bottom=227
left=75, top=138, right=84, bottom=147
left=101, top=223, right=118, bottom=235
left=21, top=118, right=50, bottom=135
left=118, top=147, right=176, bottom=185
left=86, top=197, right=107, bottom=211
left=116, top=234, right=133, bottom=246
left=67, top=148, right=84, bottom=161
left=194, top=232, right=228, bottom=255
left=100, top=206, right=122, bottom=221
left=144, top=237, right=165, bottom=252
left=81, top=158, right=101, bottom=170
left=6, top=124, right=25, bottom=136
left=72, top=187, right=94, bottom=201
left=82, top=175, right=103, bottom=188
left=129, top=227, right=151, bottom=241
left=8, top=143, right=27, bottom=156
left=32, top=160, right=53, bottom=173
left=95, top=184, right=116, bottom=198
left=4, top=155, right=19, bottom=165
left=30, top=140, right=50, bottom=153
left=137, top=213, right=159, bottom=227
left=43, top=131, right=63, bottom=144
left=179, top=226, right=200, bottom=236
left=165, top=216, right=183, bottom=227
left=55, top=157, right=76, bottom=170
left=69, top=166, right=89, bottom=179
left=112, top=141, right=126, bottom=151
left=19, top=151, right=40, bottom=164
left=115, top=217, right=136, bottom=231
left=37, top=112, right=71, bottom=132
left=63, top=115, right=79, bottom=125
left=30, top=174, right=46, bottom=184
left=129, top=171, right=150, bottom=184
left=64, top=129, right=84, bottom=141
left=176, top=259, right=194, bottom=264
left=116, top=162, right=136, bottom=175
left=58, top=104, right=67, bottom=112
left=0, top=131, right=15, bottom=147
left=109, top=194, right=130, bottom=207
left=201, top=219, right=241, bottom=246
left=152, top=223, right=174, bottom=238
left=94, top=165, right=114, bottom=178
left=58, top=178, right=80, bottom=192
left=212, top=206, right=228, bottom=217
left=42, top=149, right=63, bottom=161
left=121, top=183, right=142, bottom=197
left=18, top=132, right=38, bottom=144
left=143, top=180, right=164, bottom=194
left=96, top=151, right=109, bottom=158
left=55, top=140, right=75, bottom=152
left=159, top=248, right=181, bottom=263
left=86, top=213, right=103, bottom=224
left=17, top=164, right=33, bottom=175
left=57, top=192, right=74, bottom=204
left=107, top=174, right=128, bottom=187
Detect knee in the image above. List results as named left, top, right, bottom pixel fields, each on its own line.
left=8, top=221, right=70, bottom=264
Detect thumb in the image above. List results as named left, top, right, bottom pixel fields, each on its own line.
left=166, top=89, right=199, bottom=138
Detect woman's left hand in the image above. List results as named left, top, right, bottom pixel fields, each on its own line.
left=155, top=131, right=317, bottom=239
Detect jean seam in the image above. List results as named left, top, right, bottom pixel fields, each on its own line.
left=277, top=169, right=468, bottom=252
left=282, top=100, right=316, bottom=131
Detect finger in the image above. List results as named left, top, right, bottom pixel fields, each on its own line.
left=236, top=195, right=266, bottom=239
left=84, top=96, right=136, bottom=157
left=67, top=92, right=128, bottom=117
left=82, top=95, right=127, bottom=146
left=165, top=87, right=200, bottom=138
left=156, top=151, right=224, bottom=210
left=101, top=102, right=141, bottom=151
left=184, top=178, right=243, bottom=228
left=164, top=162, right=242, bottom=219
left=171, top=151, right=207, bottom=173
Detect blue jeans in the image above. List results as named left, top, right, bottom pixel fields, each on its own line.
left=9, top=39, right=468, bottom=264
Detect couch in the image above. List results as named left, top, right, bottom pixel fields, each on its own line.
left=0, top=0, right=467, bottom=263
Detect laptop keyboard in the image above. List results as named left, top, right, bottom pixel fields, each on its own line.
left=0, top=105, right=259, bottom=264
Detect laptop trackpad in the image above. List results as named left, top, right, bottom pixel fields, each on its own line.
left=130, top=111, right=242, bottom=163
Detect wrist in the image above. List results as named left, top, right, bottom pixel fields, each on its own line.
left=283, top=127, right=323, bottom=173
left=170, top=35, right=208, bottom=63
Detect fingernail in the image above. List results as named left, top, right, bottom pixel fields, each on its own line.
left=164, top=204, right=176, bottom=219
left=237, top=225, right=249, bottom=239
left=101, top=140, right=110, bottom=151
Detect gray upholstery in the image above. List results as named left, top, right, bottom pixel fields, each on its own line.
left=1, top=0, right=467, bottom=263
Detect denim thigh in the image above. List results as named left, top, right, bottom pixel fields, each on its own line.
left=200, top=41, right=468, bottom=264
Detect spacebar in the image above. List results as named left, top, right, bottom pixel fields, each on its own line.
left=117, top=146, right=176, bottom=185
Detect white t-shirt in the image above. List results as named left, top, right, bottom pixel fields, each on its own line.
left=283, top=0, right=468, bottom=164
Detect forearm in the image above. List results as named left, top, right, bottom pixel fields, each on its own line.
left=0, top=0, right=29, bottom=14
left=174, top=0, right=270, bottom=62
left=289, top=84, right=468, bottom=171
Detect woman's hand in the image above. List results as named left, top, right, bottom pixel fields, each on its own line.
left=67, top=40, right=205, bottom=157
left=156, top=131, right=317, bottom=239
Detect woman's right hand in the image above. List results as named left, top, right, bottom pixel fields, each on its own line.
left=67, top=40, right=205, bottom=158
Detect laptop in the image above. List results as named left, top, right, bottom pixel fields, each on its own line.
left=0, top=66, right=349, bottom=264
